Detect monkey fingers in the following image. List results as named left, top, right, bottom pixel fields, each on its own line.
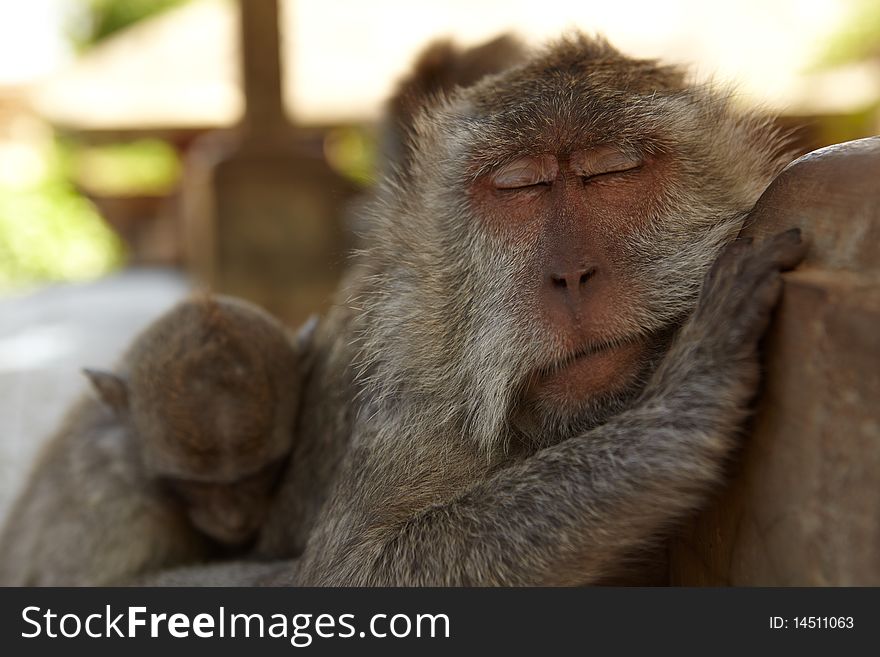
left=692, top=228, right=808, bottom=354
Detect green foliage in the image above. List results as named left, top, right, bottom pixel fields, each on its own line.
left=323, top=128, right=377, bottom=187
left=69, top=0, right=192, bottom=50
left=0, top=144, right=123, bottom=293
left=69, top=139, right=182, bottom=196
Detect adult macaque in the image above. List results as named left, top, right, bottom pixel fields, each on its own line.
left=149, top=34, right=806, bottom=586
left=284, top=35, right=805, bottom=585
left=10, top=34, right=808, bottom=586
left=0, top=296, right=310, bottom=585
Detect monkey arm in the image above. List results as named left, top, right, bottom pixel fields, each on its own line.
left=294, top=229, right=806, bottom=587
left=288, top=310, right=750, bottom=587
left=310, top=368, right=745, bottom=586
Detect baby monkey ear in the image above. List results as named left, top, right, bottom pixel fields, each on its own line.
left=82, top=368, right=129, bottom=414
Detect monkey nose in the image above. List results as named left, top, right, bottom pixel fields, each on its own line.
left=549, top=267, right=597, bottom=298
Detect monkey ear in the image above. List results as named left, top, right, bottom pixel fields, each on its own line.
left=82, top=369, right=129, bottom=414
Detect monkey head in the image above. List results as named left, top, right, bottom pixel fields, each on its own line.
left=356, top=34, right=793, bottom=450
left=85, top=296, right=304, bottom=546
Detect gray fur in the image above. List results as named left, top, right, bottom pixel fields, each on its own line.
left=284, top=34, right=803, bottom=585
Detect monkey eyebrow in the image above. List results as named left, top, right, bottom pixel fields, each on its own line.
left=570, top=147, right=642, bottom=178
left=491, top=154, right=559, bottom=189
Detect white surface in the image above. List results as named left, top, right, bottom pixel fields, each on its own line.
left=0, top=268, right=189, bottom=525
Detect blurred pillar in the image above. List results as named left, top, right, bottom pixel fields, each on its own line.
left=182, top=0, right=355, bottom=326
left=668, top=138, right=880, bottom=585
left=240, top=0, right=286, bottom=135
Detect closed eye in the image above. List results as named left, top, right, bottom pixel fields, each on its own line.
left=501, top=180, right=553, bottom=191
left=572, top=147, right=643, bottom=184
left=580, top=164, right=642, bottom=184
left=491, top=154, right=558, bottom=190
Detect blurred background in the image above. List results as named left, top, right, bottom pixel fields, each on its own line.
left=1, top=0, right=879, bottom=306
left=0, top=0, right=878, bottom=516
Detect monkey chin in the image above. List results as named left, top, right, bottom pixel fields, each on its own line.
left=527, top=338, right=647, bottom=414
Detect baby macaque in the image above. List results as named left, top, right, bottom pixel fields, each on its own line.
left=0, top=295, right=311, bottom=586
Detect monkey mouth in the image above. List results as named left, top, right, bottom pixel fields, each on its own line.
left=558, top=337, right=636, bottom=368
left=527, top=335, right=647, bottom=405
left=543, top=332, right=645, bottom=374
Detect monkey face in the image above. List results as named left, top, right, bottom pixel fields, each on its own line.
left=357, top=36, right=790, bottom=447
left=470, top=146, right=667, bottom=409
left=161, top=456, right=288, bottom=546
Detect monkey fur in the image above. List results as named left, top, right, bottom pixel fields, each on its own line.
left=282, top=34, right=806, bottom=585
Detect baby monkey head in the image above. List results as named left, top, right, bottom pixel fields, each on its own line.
left=84, top=295, right=305, bottom=545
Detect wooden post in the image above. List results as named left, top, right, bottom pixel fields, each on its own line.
left=181, top=0, right=355, bottom=326
left=239, top=0, right=287, bottom=135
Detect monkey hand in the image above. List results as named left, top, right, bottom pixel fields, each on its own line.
left=690, top=227, right=808, bottom=361
left=644, top=227, right=808, bottom=417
